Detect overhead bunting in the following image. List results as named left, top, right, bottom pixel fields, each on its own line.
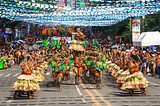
left=0, top=0, right=160, bottom=26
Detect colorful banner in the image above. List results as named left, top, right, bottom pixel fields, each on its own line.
left=75, top=0, right=89, bottom=8
left=80, top=1, right=85, bottom=8
left=132, top=19, right=140, bottom=42
left=52, top=37, right=71, bottom=43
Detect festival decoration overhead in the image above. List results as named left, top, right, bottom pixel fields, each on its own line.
left=0, top=0, right=160, bottom=26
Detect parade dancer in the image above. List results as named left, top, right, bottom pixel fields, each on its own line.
left=69, top=27, right=85, bottom=85
left=52, top=53, right=63, bottom=91
left=121, top=55, right=148, bottom=96
left=95, top=54, right=105, bottom=89
left=73, top=51, right=83, bottom=85
left=11, top=56, right=40, bottom=99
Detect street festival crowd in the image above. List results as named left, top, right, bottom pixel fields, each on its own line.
left=0, top=27, right=160, bottom=99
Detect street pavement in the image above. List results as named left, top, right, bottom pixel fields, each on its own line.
left=0, top=65, right=160, bottom=106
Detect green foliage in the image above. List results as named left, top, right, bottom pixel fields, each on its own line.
left=101, top=14, right=160, bottom=39
left=144, top=14, right=159, bottom=32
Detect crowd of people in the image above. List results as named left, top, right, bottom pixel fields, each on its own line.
left=0, top=26, right=159, bottom=99
left=106, top=47, right=148, bottom=96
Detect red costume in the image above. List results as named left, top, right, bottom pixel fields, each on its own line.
left=60, top=37, right=66, bottom=43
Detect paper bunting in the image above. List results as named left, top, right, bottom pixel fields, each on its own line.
left=0, top=0, right=160, bottom=26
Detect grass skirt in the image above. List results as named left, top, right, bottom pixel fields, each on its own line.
left=32, top=72, right=45, bottom=82
left=11, top=75, right=40, bottom=91
left=116, top=70, right=130, bottom=84
left=69, top=40, right=84, bottom=51
left=121, top=71, right=148, bottom=90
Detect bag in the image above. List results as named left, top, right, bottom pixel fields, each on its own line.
left=158, top=64, right=160, bottom=67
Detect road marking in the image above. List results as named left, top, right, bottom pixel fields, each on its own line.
left=75, top=83, right=82, bottom=96
left=12, top=68, right=16, bottom=70
left=82, top=77, right=112, bottom=106
left=80, top=81, right=101, bottom=106
left=4, top=74, right=11, bottom=77
left=7, top=98, right=13, bottom=103
left=149, top=82, right=159, bottom=85
left=46, top=72, right=50, bottom=75
left=82, top=99, right=86, bottom=103
left=13, top=73, right=19, bottom=77
left=0, top=74, right=3, bottom=76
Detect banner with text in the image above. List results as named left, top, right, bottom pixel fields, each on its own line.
left=132, top=19, right=140, bottom=42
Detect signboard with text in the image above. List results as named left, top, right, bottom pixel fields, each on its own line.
left=132, top=19, right=140, bottom=42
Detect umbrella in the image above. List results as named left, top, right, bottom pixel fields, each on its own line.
left=23, top=41, right=26, bottom=43
left=124, top=47, right=130, bottom=50
left=14, top=40, right=24, bottom=44
left=148, top=46, right=157, bottom=50
left=115, top=36, right=120, bottom=40
left=36, top=41, right=42, bottom=44
left=23, top=44, right=29, bottom=50
left=118, top=44, right=124, bottom=47
left=111, top=45, right=119, bottom=48
left=33, top=44, right=38, bottom=49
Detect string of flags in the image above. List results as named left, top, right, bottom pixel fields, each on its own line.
left=0, top=0, right=160, bottom=26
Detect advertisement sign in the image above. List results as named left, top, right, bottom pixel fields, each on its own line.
left=75, top=1, right=80, bottom=8
left=132, top=19, right=140, bottom=42
left=75, top=0, right=89, bottom=8
left=56, top=0, right=65, bottom=6
left=80, top=1, right=85, bottom=8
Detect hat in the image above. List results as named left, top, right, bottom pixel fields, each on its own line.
left=152, top=54, right=155, bottom=57
left=143, top=51, right=146, bottom=53
left=126, top=49, right=129, bottom=52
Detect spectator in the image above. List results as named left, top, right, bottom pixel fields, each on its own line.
left=142, top=51, right=147, bottom=74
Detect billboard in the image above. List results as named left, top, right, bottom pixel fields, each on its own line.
left=132, top=19, right=140, bottom=42
left=56, top=0, right=65, bottom=6
left=75, top=0, right=89, bottom=8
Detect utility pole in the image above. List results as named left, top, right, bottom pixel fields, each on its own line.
left=142, top=15, right=145, bottom=32
left=159, top=12, right=160, bottom=32
left=142, top=0, right=145, bottom=32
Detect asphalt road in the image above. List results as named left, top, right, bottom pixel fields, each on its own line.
left=0, top=65, right=160, bottom=106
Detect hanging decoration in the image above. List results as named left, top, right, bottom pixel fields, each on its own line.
left=0, top=0, right=160, bottom=26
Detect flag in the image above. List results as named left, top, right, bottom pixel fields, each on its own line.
left=4, top=26, right=5, bottom=35
left=60, top=29, right=65, bottom=34
left=53, top=29, right=57, bottom=35
left=57, top=40, right=60, bottom=48
left=50, top=29, right=53, bottom=34
left=45, top=40, right=49, bottom=49
left=54, top=40, right=57, bottom=47
left=93, top=39, right=96, bottom=48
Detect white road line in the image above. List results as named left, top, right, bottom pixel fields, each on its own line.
left=149, top=82, right=159, bottom=85
left=46, top=72, right=50, bottom=75
left=0, top=74, right=3, bottom=77
left=82, top=99, right=86, bottom=103
left=74, top=82, right=82, bottom=96
left=13, top=73, right=19, bottom=77
left=7, top=98, right=13, bottom=103
left=4, top=74, right=11, bottom=77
